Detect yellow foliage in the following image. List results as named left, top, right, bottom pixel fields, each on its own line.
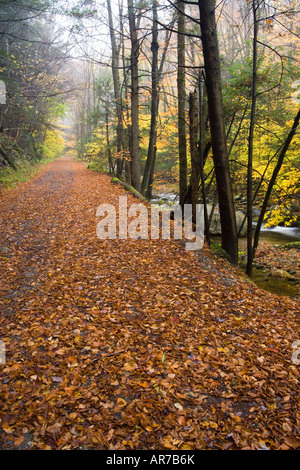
left=42, top=129, right=65, bottom=160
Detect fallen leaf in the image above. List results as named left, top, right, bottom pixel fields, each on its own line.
left=174, top=402, right=183, bottom=410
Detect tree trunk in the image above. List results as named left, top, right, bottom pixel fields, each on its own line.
left=105, top=104, right=113, bottom=172
left=141, top=0, right=159, bottom=198
left=252, top=107, right=300, bottom=261
left=198, top=74, right=210, bottom=245
left=106, top=0, right=125, bottom=177
left=142, top=17, right=175, bottom=198
left=246, top=0, right=258, bottom=277
left=119, top=0, right=131, bottom=184
left=198, top=0, right=238, bottom=264
left=177, top=1, right=187, bottom=206
left=128, top=0, right=141, bottom=192
left=189, top=90, right=199, bottom=224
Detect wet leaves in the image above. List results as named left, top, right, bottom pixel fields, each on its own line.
left=0, top=159, right=299, bottom=450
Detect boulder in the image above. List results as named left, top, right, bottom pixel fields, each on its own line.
left=207, top=205, right=247, bottom=237
left=269, top=269, right=290, bottom=279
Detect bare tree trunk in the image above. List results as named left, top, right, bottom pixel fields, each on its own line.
left=106, top=0, right=125, bottom=177
left=246, top=0, right=258, bottom=277
left=198, top=74, right=210, bottom=245
left=189, top=90, right=199, bottom=224
left=128, top=0, right=141, bottom=192
left=177, top=1, right=187, bottom=206
left=141, top=0, right=159, bottom=198
left=105, top=104, right=113, bottom=172
left=119, top=0, right=131, bottom=184
left=198, top=0, right=238, bottom=264
left=142, top=17, right=175, bottom=198
left=252, top=107, right=300, bottom=261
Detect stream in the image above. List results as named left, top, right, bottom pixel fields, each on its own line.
left=151, top=190, right=300, bottom=299
left=238, top=226, right=300, bottom=299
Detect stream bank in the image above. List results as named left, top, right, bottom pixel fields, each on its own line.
left=238, top=231, right=300, bottom=300
left=151, top=188, right=300, bottom=299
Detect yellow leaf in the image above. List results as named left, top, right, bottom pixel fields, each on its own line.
left=209, top=421, right=218, bottom=429
left=2, top=424, right=14, bottom=434
left=174, top=402, right=183, bottom=410
left=181, top=444, right=193, bottom=450
left=162, top=436, right=174, bottom=449
left=139, top=382, right=149, bottom=388
left=117, top=398, right=127, bottom=407
left=14, top=435, right=24, bottom=447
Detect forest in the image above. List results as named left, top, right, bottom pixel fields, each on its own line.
left=0, top=0, right=299, bottom=273
left=0, top=0, right=300, bottom=453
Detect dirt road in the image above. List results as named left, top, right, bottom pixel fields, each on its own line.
left=0, top=157, right=299, bottom=450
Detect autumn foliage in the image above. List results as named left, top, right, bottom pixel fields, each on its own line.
left=0, top=158, right=299, bottom=450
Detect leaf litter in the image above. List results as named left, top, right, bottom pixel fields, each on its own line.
left=0, top=158, right=299, bottom=450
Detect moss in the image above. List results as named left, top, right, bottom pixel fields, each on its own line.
left=0, top=156, right=58, bottom=189
left=282, top=241, right=300, bottom=250
left=210, top=242, right=232, bottom=261
left=87, top=161, right=107, bottom=172
left=110, top=177, right=147, bottom=202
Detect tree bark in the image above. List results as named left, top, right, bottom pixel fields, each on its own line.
left=105, top=103, right=113, bottom=172
left=119, top=0, right=131, bottom=184
left=198, top=74, right=210, bottom=245
left=198, top=0, right=238, bottom=264
left=128, top=0, right=141, bottom=192
left=177, top=1, right=188, bottom=206
left=189, top=90, right=199, bottom=224
left=106, top=0, right=125, bottom=177
left=246, top=0, right=258, bottom=277
left=141, top=0, right=159, bottom=198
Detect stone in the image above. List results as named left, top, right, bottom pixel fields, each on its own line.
left=270, top=269, right=290, bottom=279
left=207, top=204, right=247, bottom=237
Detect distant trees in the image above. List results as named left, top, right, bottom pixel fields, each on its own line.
left=71, top=0, right=299, bottom=269
left=0, top=0, right=69, bottom=167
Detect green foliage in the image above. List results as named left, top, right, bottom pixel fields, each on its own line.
left=87, top=161, right=107, bottom=172
left=0, top=129, right=65, bottom=189
left=40, top=129, right=65, bottom=160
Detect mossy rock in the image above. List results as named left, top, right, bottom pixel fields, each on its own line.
left=282, top=241, right=300, bottom=250
left=211, top=242, right=232, bottom=261
left=111, top=177, right=147, bottom=202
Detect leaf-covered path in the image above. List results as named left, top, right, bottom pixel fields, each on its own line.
left=0, top=157, right=299, bottom=450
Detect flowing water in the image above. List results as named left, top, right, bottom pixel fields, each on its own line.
left=151, top=190, right=300, bottom=299
left=239, top=225, right=300, bottom=299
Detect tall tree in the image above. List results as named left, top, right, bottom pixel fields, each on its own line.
left=141, top=0, right=159, bottom=198
left=189, top=89, right=199, bottom=224
left=177, top=1, right=187, bottom=206
left=198, top=0, right=238, bottom=264
left=106, top=0, right=125, bottom=177
left=127, top=0, right=141, bottom=191
left=246, top=0, right=259, bottom=277
left=141, top=10, right=176, bottom=198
